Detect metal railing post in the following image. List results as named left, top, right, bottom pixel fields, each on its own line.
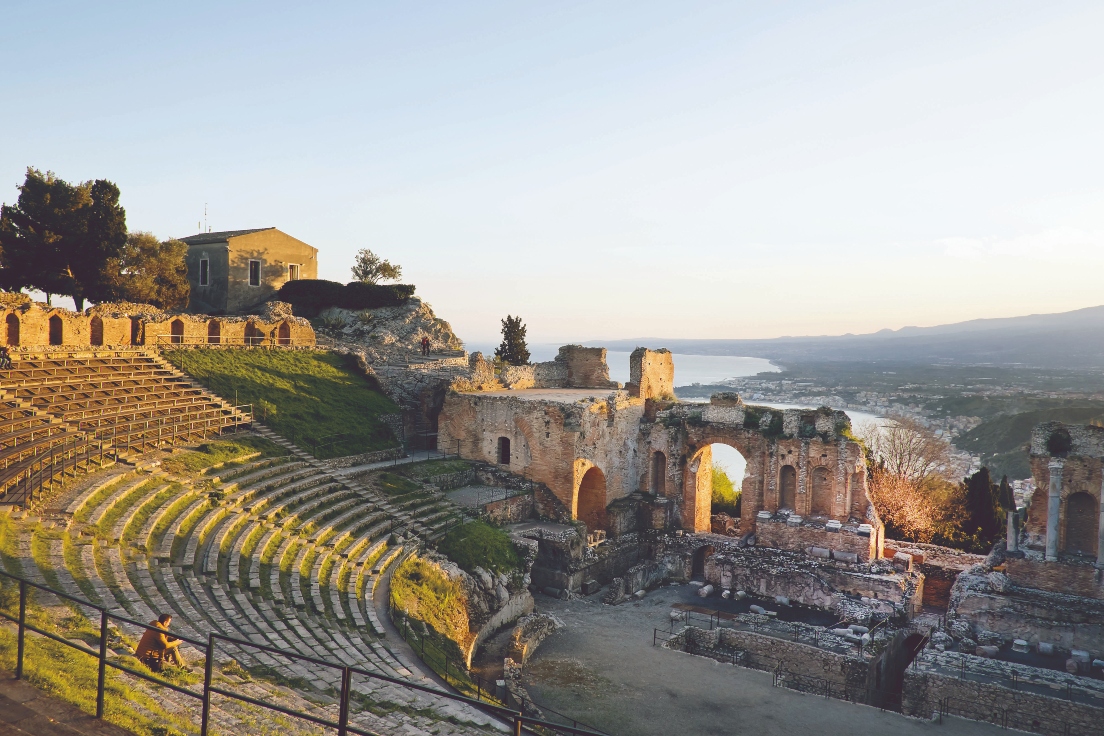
left=15, top=579, right=27, bottom=678
left=201, top=634, right=215, bottom=736
left=97, top=608, right=108, bottom=718
left=338, top=666, right=351, bottom=736
left=513, top=715, right=523, bottom=736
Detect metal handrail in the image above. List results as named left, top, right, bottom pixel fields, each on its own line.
left=154, top=335, right=326, bottom=348
left=0, top=568, right=605, bottom=736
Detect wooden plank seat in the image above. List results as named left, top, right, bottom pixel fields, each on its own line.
left=69, top=399, right=230, bottom=428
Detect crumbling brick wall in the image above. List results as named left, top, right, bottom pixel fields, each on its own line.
left=626, top=347, right=674, bottom=400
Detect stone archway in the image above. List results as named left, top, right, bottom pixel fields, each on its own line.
left=5, top=313, right=19, bottom=346
left=89, top=316, right=103, bottom=346
left=208, top=320, right=221, bottom=344
left=130, top=317, right=143, bottom=346
left=277, top=321, right=291, bottom=345
left=576, top=466, right=608, bottom=532
left=779, top=465, right=797, bottom=511
left=170, top=319, right=185, bottom=344
left=1066, top=492, right=1098, bottom=556
left=810, top=466, right=832, bottom=516
left=48, top=315, right=63, bottom=346
left=245, top=320, right=263, bottom=346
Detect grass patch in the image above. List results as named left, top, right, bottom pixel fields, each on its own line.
left=437, top=521, right=519, bottom=576
left=375, top=471, right=422, bottom=497
left=391, top=556, right=471, bottom=656
left=163, top=350, right=400, bottom=458
left=161, top=435, right=283, bottom=477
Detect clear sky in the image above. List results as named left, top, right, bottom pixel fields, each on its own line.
left=3, top=2, right=1102, bottom=345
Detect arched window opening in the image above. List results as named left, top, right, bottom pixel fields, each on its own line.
left=245, top=320, right=263, bottom=346
left=277, top=321, right=291, bottom=345
left=89, top=316, right=103, bottom=346
left=650, top=451, right=667, bottom=495
left=577, top=466, right=608, bottom=532
left=170, top=319, right=185, bottom=344
left=497, top=437, right=511, bottom=465
left=779, top=465, right=797, bottom=511
left=5, top=313, right=19, bottom=346
left=1066, top=492, right=1099, bottom=556
left=810, top=466, right=832, bottom=516
left=207, top=320, right=221, bottom=344
left=48, top=315, right=63, bottom=346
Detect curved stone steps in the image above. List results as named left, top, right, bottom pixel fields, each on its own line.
left=85, top=474, right=151, bottom=528
left=210, top=456, right=292, bottom=486
left=109, top=481, right=172, bottom=545
left=158, top=495, right=208, bottom=560
left=289, top=542, right=313, bottom=609
left=238, top=472, right=334, bottom=516
left=244, top=526, right=281, bottom=591
left=64, top=472, right=125, bottom=520
left=228, top=519, right=265, bottom=588
left=224, top=464, right=316, bottom=506
left=181, top=505, right=229, bottom=570
left=268, top=536, right=295, bottom=604
left=279, top=488, right=356, bottom=529
left=203, top=511, right=251, bottom=577
left=138, top=486, right=201, bottom=555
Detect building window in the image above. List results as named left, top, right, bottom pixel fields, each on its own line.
left=199, top=258, right=210, bottom=286
left=248, top=259, right=261, bottom=287
left=288, top=264, right=300, bottom=281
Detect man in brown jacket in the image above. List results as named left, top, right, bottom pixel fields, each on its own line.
left=135, top=613, right=184, bottom=670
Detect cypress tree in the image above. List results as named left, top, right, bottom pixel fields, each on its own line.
left=494, top=315, right=530, bottom=366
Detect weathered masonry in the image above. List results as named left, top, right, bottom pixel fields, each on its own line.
left=0, top=296, right=315, bottom=349
left=181, top=227, right=318, bottom=315
left=438, top=346, right=878, bottom=553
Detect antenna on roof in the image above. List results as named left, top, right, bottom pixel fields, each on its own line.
left=204, top=203, right=208, bottom=233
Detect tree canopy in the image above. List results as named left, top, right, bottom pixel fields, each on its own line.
left=102, top=232, right=190, bottom=309
left=351, top=248, right=402, bottom=284
left=494, top=315, right=530, bottom=366
left=0, top=168, right=128, bottom=309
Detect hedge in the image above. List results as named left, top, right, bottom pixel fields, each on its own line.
left=276, top=279, right=415, bottom=315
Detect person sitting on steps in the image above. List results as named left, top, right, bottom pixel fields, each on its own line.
left=0, top=346, right=11, bottom=370
left=135, top=613, right=186, bottom=671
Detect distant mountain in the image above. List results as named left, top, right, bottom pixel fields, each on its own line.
left=590, top=305, right=1104, bottom=370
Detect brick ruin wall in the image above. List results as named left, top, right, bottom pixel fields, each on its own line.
left=625, top=347, right=674, bottom=400
left=755, top=517, right=878, bottom=562
left=0, top=299, right=315, bottom=350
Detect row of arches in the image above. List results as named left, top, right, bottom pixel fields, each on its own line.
left=3, top=313, right=295, bottom=348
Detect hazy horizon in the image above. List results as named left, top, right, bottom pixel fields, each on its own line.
left=4, top=2, right=1103, bottom=344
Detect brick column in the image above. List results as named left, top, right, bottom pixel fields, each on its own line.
left=1046, top=459, right=1063, bottom=562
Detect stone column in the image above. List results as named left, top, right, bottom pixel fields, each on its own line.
left=1046, top=459, right=1063, bottom=562
left=1097, top=473, right=1104, bottom=569
left=1006, top=504, right=1018, bottom=553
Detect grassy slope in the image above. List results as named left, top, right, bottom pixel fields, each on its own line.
left=956, top=406, right=1104, bottom=479
left=164, top=350, right=399, bottom=458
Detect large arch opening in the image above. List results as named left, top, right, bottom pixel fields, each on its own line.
left=687, top=443, right=748, bottom=536
left=277, top=321, right=291, bottom=345
left=577, top=466, right=608, bottom=533
left=245, top=320, right=263, bottom=346
left=1066, top=491, right=1099, bottom=556
left=810, top=466, right=832, bottom=517
left=779, top=465, right=797, bottom=511
left=5, top=314, right=19, bottom=346
left=48, top=315, right=63, bottom=345
left=691, top=544, right=715, bottom=579
left=207, top=320, right=221, bottom=344
left=89, top=316, right=103, bottom=346
left=130, top=317, right=143, bottom=345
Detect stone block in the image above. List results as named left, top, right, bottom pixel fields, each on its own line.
left=831, top=550, right=858, bottom=563
left=786, top=515, right=803, bottom=527
left=757, top=510, right=773, bottom=521
left=1012, top=639, right=1030, bottom=653
left=1037, top=642, right=1055, bottom=656
left=975, top=645, right=1000, bottom=658
left=581, top=579, right=601, bottom=595
left=825, top=520, right=842, bottom=532
left=808, top=546, right=831, bottom=559
left=857, top=524, right=873, bottom=537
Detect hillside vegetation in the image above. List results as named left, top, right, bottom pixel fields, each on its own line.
left=164, top=350, right=399, bottom=458
left=956, top=406, right=1104, bottom=479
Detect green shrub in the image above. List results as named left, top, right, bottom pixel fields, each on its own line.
left=376, top=472, right=422, bottom=496
left=711, top=466, right=741, bottom=516
left=161, top=435, right=281, bottom=476
left=437, top=521, right=519, bottom=576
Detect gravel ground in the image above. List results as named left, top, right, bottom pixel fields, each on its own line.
left=523, top=584, right=1003, bottom=736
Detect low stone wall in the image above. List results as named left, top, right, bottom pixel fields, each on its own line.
left=1005, top=555, right=1104, bottom=600
left=507, top=613, right=563, bottom=665
left=425, top=469, right=476, bottom=490
left=756, top=515, right=878, bottom=562
left=484, top=493, right=534, bottom=525
left=903, top=670, right=1104, bottom=735
left=321, top=447, right=404, bottom=469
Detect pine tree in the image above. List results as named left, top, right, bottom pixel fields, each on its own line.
left=494, top=315, right=530, bottom=366
left=962, top=467, right=1002, bottom=546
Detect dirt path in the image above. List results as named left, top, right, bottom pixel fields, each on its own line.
left=523, top=585, right=1003, bottom=736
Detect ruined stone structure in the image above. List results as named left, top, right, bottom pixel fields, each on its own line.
left=0, top=298, right=315, bottom=350
left=438, top=347, right=873, bottom=541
